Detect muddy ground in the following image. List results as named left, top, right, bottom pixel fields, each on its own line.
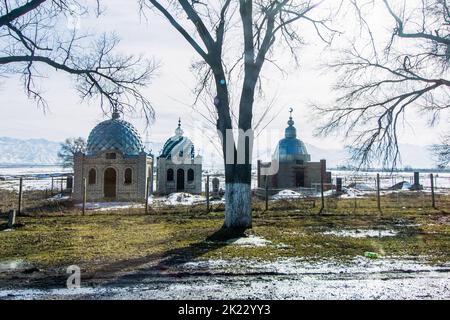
left=0, top=257, right=449, bottom=299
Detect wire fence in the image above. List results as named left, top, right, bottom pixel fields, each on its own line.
left=253, top=173, right=450, bottom=213
left=0, top=176, right=72, bottom=214
left=1, top=172, right=449, bottom=216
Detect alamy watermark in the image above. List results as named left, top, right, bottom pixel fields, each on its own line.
left=66, top=265, right=81, bottom=289
left=169, top=126, right=281, bottom=175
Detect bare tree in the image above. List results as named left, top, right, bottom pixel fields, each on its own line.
left=0, top=0, right=156, bottom=120
left=57, top=136, right=85, bottom=168
left=316, top=0, right=450, bottom=169
left=431, top=134, right=450, bottom=168
left=140, top=0, right=336, bottom=233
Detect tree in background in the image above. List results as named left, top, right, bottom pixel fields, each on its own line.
left=431, top=134, right=450, bottom=169
left=141, top=0, right=336, bottom=233
left=0, top=0, right=156, bottom=121
left=316, top=0, right=450, bottom=169
left=57, top=137, right=86, bottom=168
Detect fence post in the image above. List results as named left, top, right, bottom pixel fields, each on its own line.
left=150, top=155, right=155, bottom=194
left=206, top=175, right=210, bottom=213
left=82, top=177, right=87, bottom=215
left=8, top=209, right=16, bottom=229
left=51, top=177, right=54, bottom=196
left=265, top=175, right=269, bottom=211
left=18, top=177, right=23, bottom=215
left=257, top=160, right=261, bottom=188
left=376, top=173, right=381, bottom=212
left=336, top=177, right=342, bottom=195
left=430, top=173, right=436, bottom=209
left=319, top=169, right=324, bottom=214
left=145, top=176, right=151, bottom=214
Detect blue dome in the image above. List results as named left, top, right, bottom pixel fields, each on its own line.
left=272, top=112, right=311, bottom=162
left=86, top=112, right=145, bottom=157
left=160, top=119, right=195, bottom=160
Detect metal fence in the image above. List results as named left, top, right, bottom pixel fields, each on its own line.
left=253, top=172, right=450, bottom=213
left=0, top=176, right=72, bottom=214
left=1, top=172, right=449, bottom=215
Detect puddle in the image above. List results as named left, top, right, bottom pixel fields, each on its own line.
left=322, top=229, right=398, bottom=238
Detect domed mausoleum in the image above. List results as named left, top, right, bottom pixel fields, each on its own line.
left=257, top=109, right=331, bottom=192
left=73, top=111, right=153, bottom=202
left=272, top=115, right=311, bottom=163
left=156, top=119, right=202, bottom=195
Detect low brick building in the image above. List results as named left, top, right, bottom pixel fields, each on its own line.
left=156, top=119, right=202, bottom=195
left=73, top=111, right=153, bottom=202
left=257, top=110, right=331, bottom=193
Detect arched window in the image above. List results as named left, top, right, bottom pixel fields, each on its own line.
left=124, top=168, right=132, bottom=184
left=187, top=169, right=194, bottom=182
left=167, top=168, right=174, bottom=181
left=88, top=168, right=96, bottom=185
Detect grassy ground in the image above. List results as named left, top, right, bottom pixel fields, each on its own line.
left=1, top=194, right=449, bottom=262
left=0, top=191, right=449, bottom=289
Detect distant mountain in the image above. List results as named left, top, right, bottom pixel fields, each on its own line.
left=0, top=136, right=437, bottom=168
left=0, top=137, right=61, bottom=165
left=0, top=136, right=162, bottom=166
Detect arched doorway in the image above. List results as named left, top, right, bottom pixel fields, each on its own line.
left=104, top=168, right=117, bottom=198
left=176, top=168, right=185, bottom=191
left=295, top=169, right=305, bottom=187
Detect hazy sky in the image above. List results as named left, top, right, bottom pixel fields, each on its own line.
left=1, top=0, right=448, bottom=165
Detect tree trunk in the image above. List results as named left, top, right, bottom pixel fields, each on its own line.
left=212, top=61, right=254, bottom=231
left=224, top=163, right=252, bottom=229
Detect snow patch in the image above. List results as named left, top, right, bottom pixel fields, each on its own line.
left=165, top=193, right=206, bottom=206
left=340, top=187, right=367, bottom=198
left=272, top=189, right=304, bottom=200
left=48, top=194, right=70, bottom=202
left=322, top=229, right=398, bottom=238
left=74, top=202, right=144, bottom=211
left=0, top=260, right=27, bottom=272
left=180, top=256, right=449, bottom=275
left=227, top=235, right=271, bottom=247
left=346, top=182, right=375, bottom=191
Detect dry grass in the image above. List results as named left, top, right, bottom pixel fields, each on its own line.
left=0, top=192, right=449, bottom=276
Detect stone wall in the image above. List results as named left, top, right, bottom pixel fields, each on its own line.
left=259, top=159, right=329, bottom=190
left=73, top=150, right=152, bottom=202
left=156, top=158, right=202, bottom=195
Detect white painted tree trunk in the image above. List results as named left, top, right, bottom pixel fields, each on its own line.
left=224, top=182, right=252, bottom=229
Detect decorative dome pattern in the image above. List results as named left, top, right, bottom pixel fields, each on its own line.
left=272, top=109, right=311, bottom=162
left=160, top=119, right=195, bottom=160
left=86, top=112, right=145, bottom=157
